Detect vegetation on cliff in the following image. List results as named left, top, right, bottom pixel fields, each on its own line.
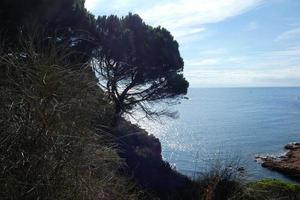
left=0, top=0, right=189, bottom=199
left=0, top=35, right=143, bottom=199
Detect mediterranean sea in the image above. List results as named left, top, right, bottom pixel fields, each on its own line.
left=139, top=88, right=300, bottom=182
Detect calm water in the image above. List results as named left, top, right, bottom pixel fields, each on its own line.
left=139, top=88, right=300, bottom=182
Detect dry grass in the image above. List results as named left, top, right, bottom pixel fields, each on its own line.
left=195, top=156, right=246, bottom=200
left=0, top=34, right=142, bottom=200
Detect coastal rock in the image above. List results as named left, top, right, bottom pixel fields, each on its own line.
left=285, top=142, right=300, bottom=150
left=260, top=143, right=300, bottom=180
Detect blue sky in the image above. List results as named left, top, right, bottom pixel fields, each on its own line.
left=85, top=0, right=300, bottom=88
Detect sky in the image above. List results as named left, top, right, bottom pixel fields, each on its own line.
left=85, top=0, right=300, bottom=88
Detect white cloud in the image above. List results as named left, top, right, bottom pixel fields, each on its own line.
left=141, top=0, right=263, bottom=27
left=186, top=68, right=300, bottom=87
left=140, top=0, right=264, bottom=38
left=175, top=27, right=206, bottom=39
left=186, top=56, right=248, bottom=67
left=186, top=58, right=220, bottom=66
left=85, top=0, right=99, bottom=11
left=275, top=27, right=300, bottom=42
left=245, top=21, right=258, bottom=31
left=85, top=0, right=264, bottom=39
left=185, top=46, right=300, bottom=87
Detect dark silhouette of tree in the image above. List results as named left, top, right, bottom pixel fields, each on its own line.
left=93, top=14, right=189, bottom=118
left=0, top=0, right=88, bottom=33
left=0, top=0, right=96, bottom=59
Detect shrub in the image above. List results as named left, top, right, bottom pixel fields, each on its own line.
left=0, top=35, right=141, bottom=200
left=232, top=179, right=300, bottom=200
left=195, top=156, right=245, bottom=200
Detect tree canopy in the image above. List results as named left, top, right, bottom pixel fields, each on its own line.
left=93, top=14, right=189, bottom=118
left=0, top=0, right=88, bottom=33
left=0, top=0, right=95, bottom=59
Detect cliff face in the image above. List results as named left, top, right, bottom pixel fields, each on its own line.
left=114, top=119, right=192, bottom=193
left=115, top=119, right=162, bottom=160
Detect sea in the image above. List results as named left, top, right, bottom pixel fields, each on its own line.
left=137, top=87, right=300, bottom=182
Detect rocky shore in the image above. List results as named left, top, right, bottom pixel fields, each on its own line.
left=258, top=143, right=300, bottom=180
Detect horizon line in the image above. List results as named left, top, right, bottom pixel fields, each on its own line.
left=189, top=86, right=300, bottom=89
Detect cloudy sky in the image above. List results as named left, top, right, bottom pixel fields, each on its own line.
left=85, top=0, right=300, bottom=88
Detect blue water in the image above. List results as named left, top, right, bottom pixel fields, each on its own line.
left=139, top=88, right=300, bottom=182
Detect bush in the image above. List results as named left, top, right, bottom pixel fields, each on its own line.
left=0, top=35, right=141, bottom=200
left=195, top=156, right=245, bottom=200
left=232, top=179, right=300, bottom=200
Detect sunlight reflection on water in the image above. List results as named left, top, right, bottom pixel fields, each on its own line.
left=129, top=88, right=300, bottom=182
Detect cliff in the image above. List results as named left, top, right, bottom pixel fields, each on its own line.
left=113, top=119, right=199, bottom=198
